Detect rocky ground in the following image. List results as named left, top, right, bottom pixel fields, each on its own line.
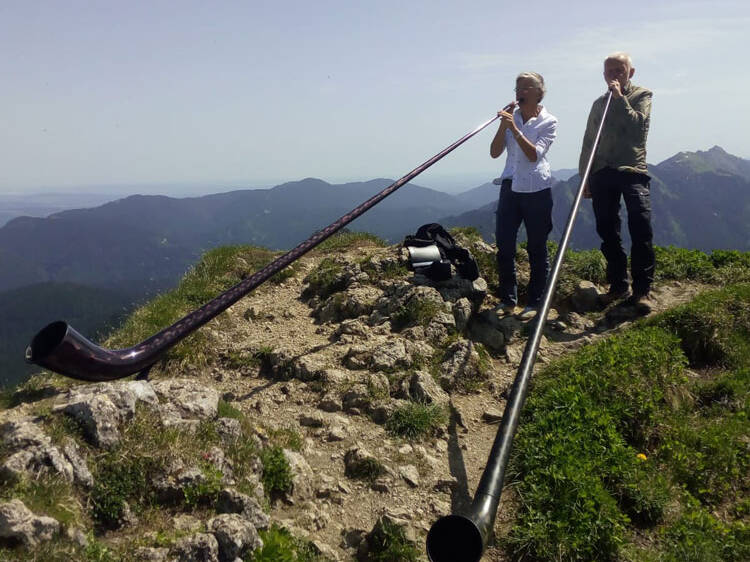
left=0, top=236, right=706, bottom=561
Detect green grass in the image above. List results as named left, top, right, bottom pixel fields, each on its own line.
left=312, top=230, right=386, bottom=254
left=182, top=462, right=224, bottom=509
left=390, top=298, right=443, bottom=332
left=90, top=451, right=157, bottom=527
left=659, top=403, right=748, bottom=505
left=344, top=456, right=387, bottom=482
left=649, top=283, right=750, bottom=366
left=472, top=248, right=499, bottom=293
left=0, top=474, right=83, bottom=530
left=366, top=517, right=421, bottom=562
left=625, top=503, right=750, bottom=562
left=247, top=524, right=327, bottom=561
left=79, top=405, right=262, bottom=528
left=0, top=372, right=74, bottom=410
left=105, top=245, right=288, bottom=368
left=259, top=446, right=293, bottom=499
left=217, top=399, right=243, bottom=419
left=654, top=246, right=715, bottom=281
left=302, top=257, right=347, bottom=300
left=385, top=402, right=448, bottom=440
left=0, top=534, right=120, bottom=562
left=359, top=256, right=409, bottom=284
left=449, top=226, right=484, bottom=242
left=266, top=426, right=304, bottom=452
left=502, top=284, right=750, bottom=561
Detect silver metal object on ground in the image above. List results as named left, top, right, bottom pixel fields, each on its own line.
left=406, top=244, right=442, bottom=268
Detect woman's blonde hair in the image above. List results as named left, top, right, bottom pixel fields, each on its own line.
left=516, top=72, right=546, bottom=102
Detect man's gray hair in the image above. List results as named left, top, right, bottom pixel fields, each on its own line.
left=516, top=72, right=546, bottom=102
left=604, top=52, right=633, bottom=69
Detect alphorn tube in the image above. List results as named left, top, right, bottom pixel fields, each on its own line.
left=26, top=112, right=503, bottom=382
left=426, top=91, right=614, bottom=562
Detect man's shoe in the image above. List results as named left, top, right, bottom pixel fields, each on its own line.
left=517, top=306, right=538, bottom=320
left=626, top=292, right=655, bottom=314
left=599, top=286, right=630, bottom=306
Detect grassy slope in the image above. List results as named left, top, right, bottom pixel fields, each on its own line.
left=2, top=234, right=749, bottom=561
left=504, top=283, right=750, bottom=561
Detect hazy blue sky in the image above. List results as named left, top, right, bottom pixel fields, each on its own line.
left=2, top=0, right=748, bottom=195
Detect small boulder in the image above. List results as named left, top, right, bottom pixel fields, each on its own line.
left=571, top=280, right=601, bottom=312
left=0, top=499, right=59, bottom=547
left=216, top=489, right=270, bottom=531
left=208, top=513, right=262, bottom=561
left=169, top=533, right=220, bottom=562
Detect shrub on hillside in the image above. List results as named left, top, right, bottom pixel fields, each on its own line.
left=385, top=401, right=447, bottom=440
left=249, top=524, right=326, bottom=561
left=302, top=257, right=347, bottom=300
left=654, top=246, right=714, bottom=281
left=313, top=230, right=386, bottom=253
left=260, top=445, right=293, bottom=499
left=650, top=283, right=750, bottom=367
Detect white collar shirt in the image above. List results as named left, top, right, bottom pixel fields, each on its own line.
left=499, top=106, right=558, bottom=192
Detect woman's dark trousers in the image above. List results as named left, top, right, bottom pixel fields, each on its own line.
left=495, top=180, right=553, bottom=307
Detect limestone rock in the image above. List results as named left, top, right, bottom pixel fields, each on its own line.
left=0, top=418, right=77, bottom=483
left=436, top=276, right=487, bottom=308
left=208, top=513, right=262, bottom=561
left=408, top=371, right=449, bottom=408
left=438, top=340, right=488, bottom=390
left=0, top=417, right=49, bottom=449
left=452, top=297, right=473, bottom=331
left=0, top=499, right=59, bottom=547
left=399, top=465, right=420, bottom=487
left=317, top=285, right=380, bottom=323
left=56, top=393, right=122, bottom=448
left=292, top=354, right=327, bottom=382
left=299, top=412, right=327, bottom=428
left=505, top=342, right=525, bottom=365
left=169, top=533, right=220, bottom=562
left=482, top=408, right=504, bottom=423
left=370, top=339, right=410, bottom=371
left=216, top=489, right=270, bottom=531
left=318, top=393, right=343, bottom=412
left=215, top=418, right=242, bottom=443
left=52, top=381, right=158, bottom=447
left=334, top=319, right=371, bottom=339
left=467, top=310, right=506, bottom=353
left=344, top=446, right=383, bottom=480
left=283, top=450, right=314, bottom=504
left=62, top=438, right=94, bottom=488
left=326, top=425, right=348, bottom=442
left=571, top=280, right=602, bottom=312
left=341, top=384, right=371, bottom=412
left=152, top=379, right=219, bottom=426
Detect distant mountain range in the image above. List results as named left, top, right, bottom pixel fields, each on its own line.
left=1, top=146, right=748, bottom=387
left=442, top=146, right=750, bottom=251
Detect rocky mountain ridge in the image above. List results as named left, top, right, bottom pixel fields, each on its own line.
left=0, top=234, right=711, bottom=561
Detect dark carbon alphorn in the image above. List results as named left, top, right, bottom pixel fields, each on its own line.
left=26, top=114, right=501, bottom=381
left=426, top=91, right=614, bottom=562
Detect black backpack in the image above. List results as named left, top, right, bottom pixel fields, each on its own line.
left=403, top=223, right=480, bottom=282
